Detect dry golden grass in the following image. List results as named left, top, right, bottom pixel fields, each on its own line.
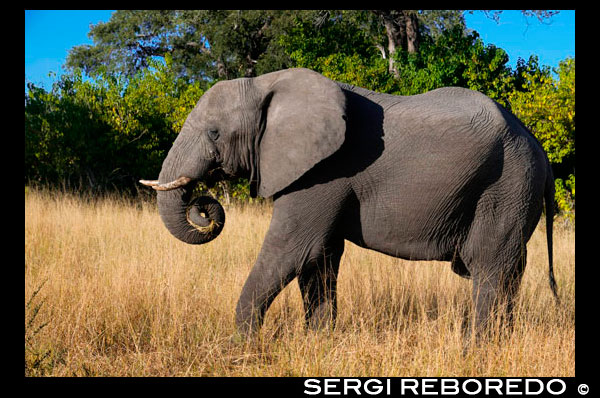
left=25, top=187, right=574, bottom=376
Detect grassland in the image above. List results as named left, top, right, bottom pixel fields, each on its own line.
left=25, top=188, right=574, bottom=376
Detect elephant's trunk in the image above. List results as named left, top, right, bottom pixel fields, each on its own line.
left=155, top=184, right=225, bottom=245
left=140, top=134, right=225, bottom=245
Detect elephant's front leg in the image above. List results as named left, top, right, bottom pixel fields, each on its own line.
left=234, top=241, right=298, bottom=337
left=298, top=240, right=344, bottom=330
left=235, top=178, right=350, bottom=337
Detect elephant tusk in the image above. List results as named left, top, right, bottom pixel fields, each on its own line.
left=139, top=179, right=159, bottom=186
left=139, top=176, right=193, bottom=191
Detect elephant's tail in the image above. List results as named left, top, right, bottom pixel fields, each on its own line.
left=545, top=164, right=560, bottom=304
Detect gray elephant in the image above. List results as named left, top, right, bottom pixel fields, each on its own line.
left=141, top=68, right=558, bottom=337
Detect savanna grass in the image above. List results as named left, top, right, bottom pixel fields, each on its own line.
left=25, top=187, right=574, bottom=376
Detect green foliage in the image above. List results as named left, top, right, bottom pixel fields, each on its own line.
left=392, top=27, right=514, bottom=104
left=508, top=57, right=575, bottom=217
left=299, top=53, right=398, bottom=93
left=192, top=178, right=262, bottom=205
left=509, top=57, right=575, bottom=165
left=25, top=55, right=203, bottom=191
left=66, top=10, right=297, bottom=80
left=25, top=73, right=114, bottom=188
left=284, top=24, right=516, bottom=104
left=279, top=12, right=374, bottom=68
left=279, top=13, right=398, bottom=93
left=555, top=175, right=575, bottom=221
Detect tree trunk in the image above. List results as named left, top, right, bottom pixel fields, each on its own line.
left=217, top=57, right=229, bottom=79
left=405, top=11, right=419, bottom=54
left=372, top=10, right=420, bottom=77
left=383, top=14, right=403, bottom=77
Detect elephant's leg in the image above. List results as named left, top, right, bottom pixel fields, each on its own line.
left=503, top=249, right=527, bottom=327
left=234, top=203, right=343, bottom=336
left=463, top=178, right=537, bottom=339
left=471, top=270, right=502, bottom=335
left=235, top=175, right=351, bottom=337
left=297, top=240, right=344, bottom=330
left=470, top=251, right=526, bottom=337
left=234, top=237, right=298, bottom=337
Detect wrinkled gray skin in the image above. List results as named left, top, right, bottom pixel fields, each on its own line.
left=144, top=68, right=557, bottom=338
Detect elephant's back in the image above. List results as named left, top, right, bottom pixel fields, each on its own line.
left=389, top=87, right=508, bottom=134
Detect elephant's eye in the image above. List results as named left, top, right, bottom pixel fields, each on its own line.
left=207, top=129, right=220, bottom=141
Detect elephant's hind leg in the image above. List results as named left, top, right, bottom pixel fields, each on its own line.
left=470, top=252, right=526, bottom=337
left=298, top=240, right=344, bottom=330
left=464, top=208, right=528, bottom=338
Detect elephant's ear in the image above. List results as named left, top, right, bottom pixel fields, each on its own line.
left=254, top=68, right=347, bottom=198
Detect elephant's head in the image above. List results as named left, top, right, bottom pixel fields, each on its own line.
left=141, top=68, right=347, bottom=245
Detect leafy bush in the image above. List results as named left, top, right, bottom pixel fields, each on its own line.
left=25, top=55, right=203, bottom=192
left=393, top=27, right=514, bottom=102
left=554, top=175, right=575, bottom=220
left=509, top=57, right=575, bottom=218
left=509, top=57, right=575, bottom=164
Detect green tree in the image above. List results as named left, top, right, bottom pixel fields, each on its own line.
left=391, top=26, right=513, bottom=101
left=284, top=22, right=515, bottom=102
left=66, top=10, right=297, bottom=82
left=294, top=10, right=466, bottom=78
left=277, top=11, right=396, bottom=92
left=25, top=56, right=204, bottom=191
left=278, top=11, right=374, bottom=70
left=509, top=57, right=575, bottom=165
left=25, top=73, right=115, bottom=188
left=338, top=10, right=557, bottom=78
left=508, top=57, right=575, bottom=217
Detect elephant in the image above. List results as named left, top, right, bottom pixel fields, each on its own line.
left=140, top=68, right=558, bottom=338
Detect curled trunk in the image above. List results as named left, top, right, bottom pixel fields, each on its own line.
left=141, top=150, right=226, bottom=245
left=156, top=186, right=225, bottom=245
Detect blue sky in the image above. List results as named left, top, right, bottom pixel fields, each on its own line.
left=25, top=10, right=116, bottom=89
left=463, top=10, right=575, bottom=70
left=25, top=10, right=575, bottom=90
